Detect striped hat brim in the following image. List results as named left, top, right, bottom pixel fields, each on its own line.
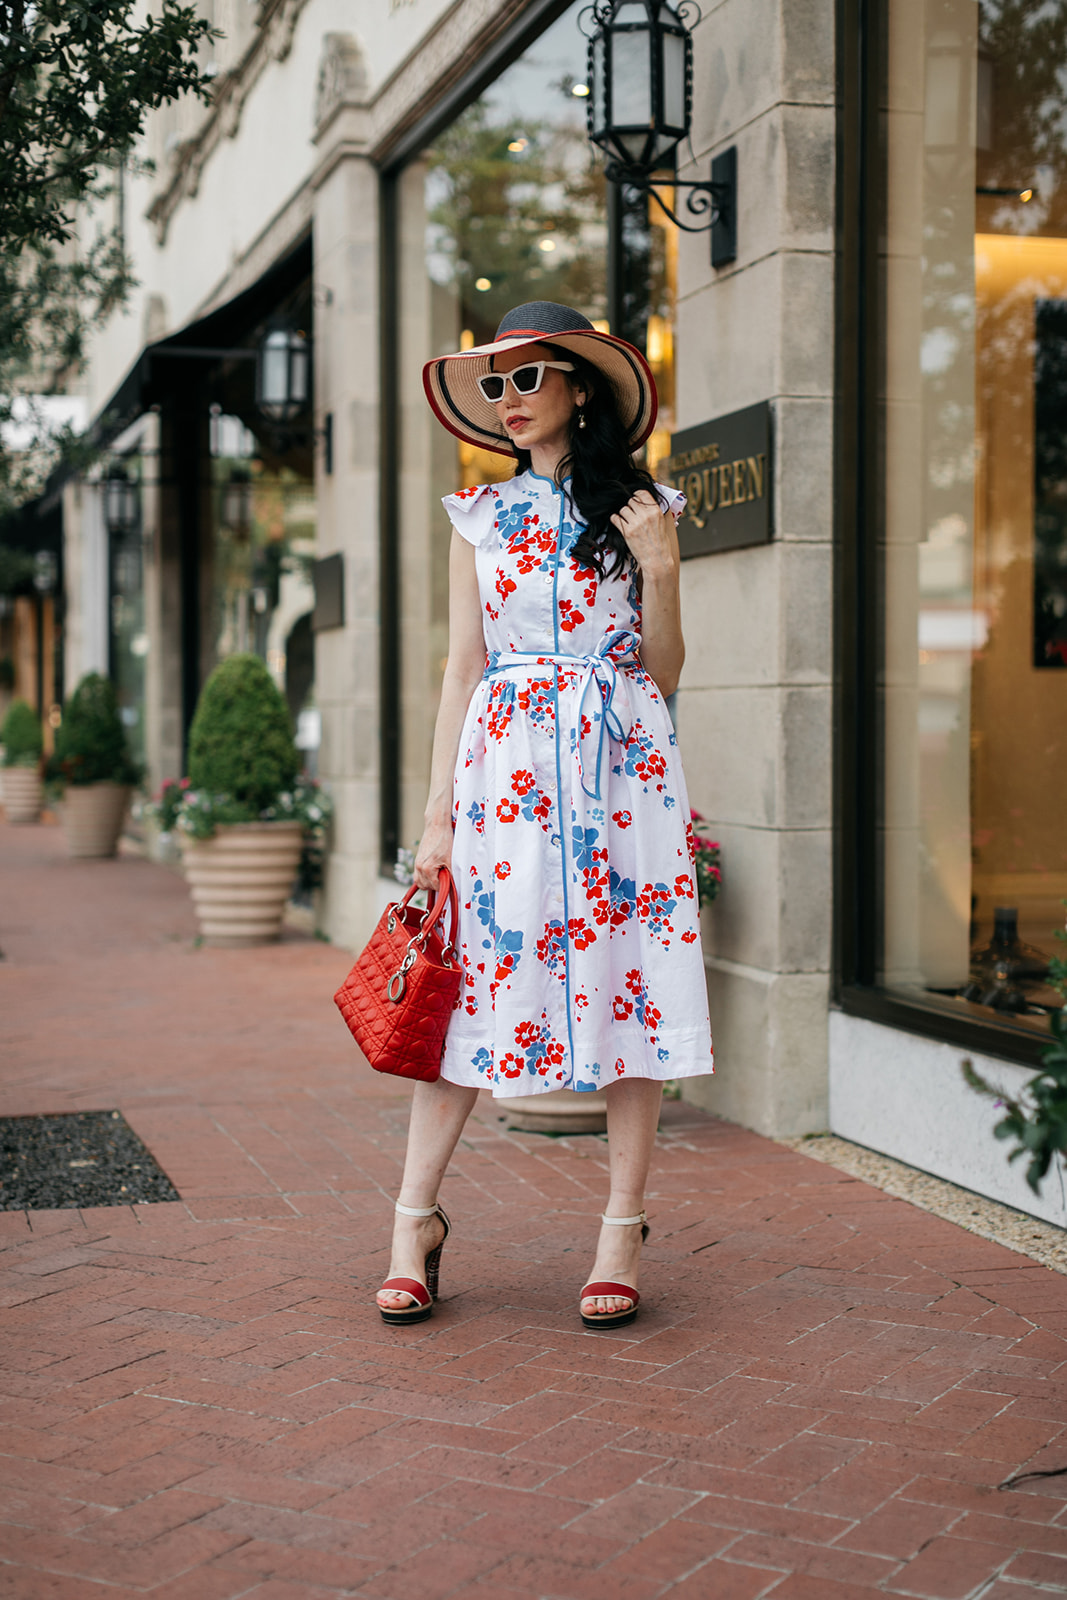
left=422, top=328, right=658, bottom=457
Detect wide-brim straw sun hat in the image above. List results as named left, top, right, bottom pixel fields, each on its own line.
left=422, top=301, right=657, bottom=458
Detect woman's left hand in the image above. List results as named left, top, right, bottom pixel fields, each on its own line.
left=610, top=489, right=680, bottom=581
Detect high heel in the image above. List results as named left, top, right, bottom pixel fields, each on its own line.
left=579, top=1211, right=649, bottom=1331
left=377, top=1201, right=451, bottom=1326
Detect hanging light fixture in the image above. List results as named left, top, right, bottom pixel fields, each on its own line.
left=256, top=323, right=310, bottom=422
left=104, top=466, right=139, bottom=535
left=221, top=466, right=252, bottom=536
left=585, top=0, right=737, bottom=266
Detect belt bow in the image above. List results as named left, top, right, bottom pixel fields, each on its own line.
left=484, top=628, right=640, bottom=801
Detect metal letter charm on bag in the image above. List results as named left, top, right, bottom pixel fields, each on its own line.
left=333, top=868, right=461, bottom=1081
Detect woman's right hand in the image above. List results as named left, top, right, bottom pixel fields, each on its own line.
left=413, top=816, right=454, bottom=891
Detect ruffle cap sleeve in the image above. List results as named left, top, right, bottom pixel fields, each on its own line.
left=442, top=483, right=497, bottom=549
left=654, top=482, right=687, bottom=521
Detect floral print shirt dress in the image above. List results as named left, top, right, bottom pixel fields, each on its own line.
left=440, top=469, right=714, bottom=1099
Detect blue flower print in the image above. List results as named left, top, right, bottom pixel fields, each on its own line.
left=496, top=498, right=536, bottom=541
left=571, top=823, right=605, bottom=873
left=467, top=799, right=486, bottom=833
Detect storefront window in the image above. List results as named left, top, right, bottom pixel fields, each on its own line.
left=393, top=0, right=678, bottom=848
left=883, top=0, right=1067, bottom=1031
left=209, top=408, right=317, bottom=753
left=107, top=458, right=147, bottom=767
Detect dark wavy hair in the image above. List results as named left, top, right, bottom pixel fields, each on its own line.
left=508, top=343, right=663, bottom=579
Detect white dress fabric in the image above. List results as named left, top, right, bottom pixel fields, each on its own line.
left=440, top=469, right=714, bottom=1099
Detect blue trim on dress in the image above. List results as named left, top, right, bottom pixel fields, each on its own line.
left=547, top=479, right=579, bottom=1090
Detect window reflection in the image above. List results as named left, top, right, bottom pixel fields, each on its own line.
left=884, top=0, right=1067, bottom=1027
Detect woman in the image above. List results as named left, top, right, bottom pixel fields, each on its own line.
left=376, top=302, right=713, bottom=1331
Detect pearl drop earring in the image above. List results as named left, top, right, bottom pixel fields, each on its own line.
left=577, top=408, right=587, bottom=431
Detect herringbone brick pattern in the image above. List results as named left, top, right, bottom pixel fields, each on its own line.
left=4, top=820, right=1067, bottom=1598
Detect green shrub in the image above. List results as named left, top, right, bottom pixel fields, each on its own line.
left=50, top=673, right=140, bottom=786
left=187, top=653, right=299, bottom=814
left=1, top=698, right=42, bottom=767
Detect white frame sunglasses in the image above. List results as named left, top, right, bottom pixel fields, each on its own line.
left=476, top=360, right=576, bottom=404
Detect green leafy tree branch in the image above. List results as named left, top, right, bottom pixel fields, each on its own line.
left=0, top=0, right=218, bottom=510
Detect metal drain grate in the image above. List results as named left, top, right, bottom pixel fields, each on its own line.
left=0, top=1111, right=181, bottom=1210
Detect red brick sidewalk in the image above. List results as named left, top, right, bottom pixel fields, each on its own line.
left=4, top=819, right=1067, bottom=1600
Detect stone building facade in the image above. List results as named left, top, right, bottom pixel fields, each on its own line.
left=51, top=0, right=1067, bottom=1225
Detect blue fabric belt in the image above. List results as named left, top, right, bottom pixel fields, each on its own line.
left=483, top=628, right=640, bottom=801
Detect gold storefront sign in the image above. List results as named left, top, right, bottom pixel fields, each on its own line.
left=663, top=401, right=773, bottom=557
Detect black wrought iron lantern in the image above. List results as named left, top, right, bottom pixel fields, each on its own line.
left=104, top=466, right=139, bottom=535
left=588, top=0, right=691, bottom=174
left=585, top=0, right=736, bottom=265
left=221, top=467, right=252, bottom=537
left=256, top=323, right=310, bottom=423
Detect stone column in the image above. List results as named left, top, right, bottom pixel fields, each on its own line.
left=310, top=34, right=382, bottom=951
left=675, top=0, right=836, bottom=1135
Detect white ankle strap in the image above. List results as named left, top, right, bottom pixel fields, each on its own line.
left=395, top=1201, right=439, bottom=1217
left=601, top=1210, right=647, bottom=1226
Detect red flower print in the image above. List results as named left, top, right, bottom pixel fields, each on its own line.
left=615, top=1058, right=626, bottom=1076
left=612, top=809, right=633, bottom=829
left=613, top=996, right=634, bottom=1020
left=558, top=599, right=585, bottom=633
left=625, top=969, right=643, bottom=995
left=511, top=769, right=535, bottom=796
left=674, top=872, right=695, bottom=899
left=682, top=929, right=698, bottom=943
left=568, top=917, right=596, bottom=950
left=499, top=1053, right=525, bottom=1079
left=496, top=799, right=519, bottom=822
left=495, top=861, right=511, bottom=879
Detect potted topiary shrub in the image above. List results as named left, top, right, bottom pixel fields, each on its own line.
left=1, top=699, right=44, bottom=823
left=158, top=653, right=331, bottom=946
left=48, top=673, right=141, bottom=857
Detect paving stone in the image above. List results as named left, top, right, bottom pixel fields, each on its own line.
left=6, top=818, right=1067, bottom=1599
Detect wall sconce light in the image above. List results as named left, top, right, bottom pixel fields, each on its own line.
left=104, top=467, right=139, bottom=535
left=32, top=550, right=58, bottom=596
left=256, top=323, right=310, bottom=422
left=221, top=466, right=253, bottom=536
left=585, top=0, right=737, bottom=267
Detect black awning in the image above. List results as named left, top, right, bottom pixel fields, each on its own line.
left=40, top=232, right=313, bottom=504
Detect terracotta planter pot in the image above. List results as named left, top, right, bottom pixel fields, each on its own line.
left=501, top=1088, right=608, bottom=1134
left=1, top=766, right=43, bottom=824
left=181, top=820, right=304, bottom=947
left=61, top=782, right=131, bottom=858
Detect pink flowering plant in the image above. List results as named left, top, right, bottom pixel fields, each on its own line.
left=148, top=775, right=190, bottom=833
left=690, top=810, right=722, bottom=908
left=146, top=775, right=333, bottom=889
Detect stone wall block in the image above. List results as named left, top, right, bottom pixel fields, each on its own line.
left=779, top=828, right=833, bottom=970
left=687, top=967, right=827, bottom=1134
left=778, top=252, right=835, bottom=398
left=780, top=542, right=832, bottom=683
left=778, top=685, right=832, bottom=829
left=781, top=0, right=835, bottom=103
left=775, top=397, right=833, bottom=542
left=678, top=544, right=781, bottom=689
left=699, top=823, right=782, bottom=971
left=690, top=0, right=782, bottom=155
left=680, top=685, right=779, bottom=827
left=676, top=256, right=781, bottom=422
left=781, top=103, right=835, bottom=249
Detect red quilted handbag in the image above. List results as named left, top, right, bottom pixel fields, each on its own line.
left=333, top=868, right=461, bottom=1082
